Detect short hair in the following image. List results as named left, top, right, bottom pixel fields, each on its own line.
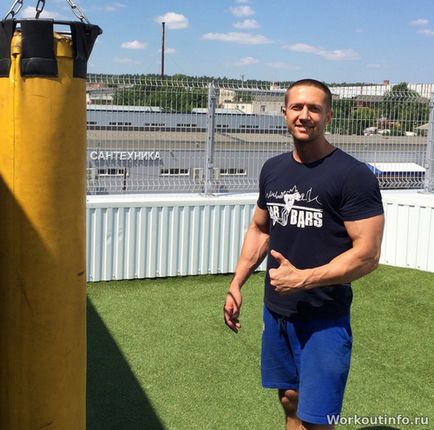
left=284, top=79, right=332, bottom=111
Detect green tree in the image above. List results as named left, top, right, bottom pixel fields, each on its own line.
left=381, top=82, right=429, bottom=132
left=328, top=98, right=355, bottom=134
left=112, top=81, right=208, bottom=113
left=349, top=107, right=378, bottom=135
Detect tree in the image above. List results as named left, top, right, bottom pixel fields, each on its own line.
left=328, top=98, right=355, bottom=134
left=349, top=107, right=378, bottom=135
left=112, top=80, right=208, bottom=113
left=381, top=83, right=429, bottom=132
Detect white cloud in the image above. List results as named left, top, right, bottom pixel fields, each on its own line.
left=113, top=57, right=142, bottom=65
left=229, top=6, right=255, bottom=17
left=367, top=63, right=381, bottom=69
left=418, top=28, right=434, bottom=36
left=22, top=6, right=66, bottom=19
left=234, top=19, right=260, bottom=29
left=409, top=19, right=429, bottom=26
left=267, top=62, right=300, bottom=70
left=121, top=40, right=147, bottom=50
left=202, top=32, right=271, bottom=45
left=104, top=3, right=126, bottom=12
left=235, top=56, right=259, bottom=66
left=160, top=48, right=176, bottom=54
left=287, top=43, right=316, bottom=54
left=155, top=12, right=189, bottom=30
left=94, top=3, right=126, bottom=12
left=285, top=43, right=360, bottom=61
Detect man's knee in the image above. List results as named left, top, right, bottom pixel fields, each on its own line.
left=278, top=389, right=298, bottom=416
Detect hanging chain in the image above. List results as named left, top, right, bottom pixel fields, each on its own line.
left=35, top=0, right=45, bottom=18
left=65, top=0, right=90, bottom=24
left=4, top=0, right=24, bottom=20
left=3, top=0, right=92, bottom=23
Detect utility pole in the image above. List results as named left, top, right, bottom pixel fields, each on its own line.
left=161, top=21, right=165, bottom=80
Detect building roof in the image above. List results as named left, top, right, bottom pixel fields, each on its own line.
left=191, top=108, right=245, bottom=114
left=87, top=104, right=164, bottom=112
left=367, top=162, right=426, bottom=173
left=355, top=95, right=384, bottom=103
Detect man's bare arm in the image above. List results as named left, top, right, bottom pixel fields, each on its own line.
left=230, top=206, right=270, bottom=289
left=224, top=206, right=269, bottom=332
left=269, top=214, right=384, bottom=292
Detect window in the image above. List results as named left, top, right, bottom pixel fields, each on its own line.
left=260, top=105, right=266, bottom=112
left=218, top=168, right=246, bottom=176
left=160, top=168, right=190, bottom=176
left=176, top=123, right=197, bottom=128
left=97, top=168, right=128, bottom=176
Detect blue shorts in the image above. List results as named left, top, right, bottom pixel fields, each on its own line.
left=261, top=305, right=352, bottom=425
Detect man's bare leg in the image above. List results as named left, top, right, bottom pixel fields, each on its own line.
left=278, top=389, right=335, bottom=430
left=278, top=389, right=301, bottom=430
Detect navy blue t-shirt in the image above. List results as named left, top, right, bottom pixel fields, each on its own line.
left=257, top=148, right=383, bottom=320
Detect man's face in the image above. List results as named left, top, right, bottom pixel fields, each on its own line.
left=282, top=85, right=333, bottom=143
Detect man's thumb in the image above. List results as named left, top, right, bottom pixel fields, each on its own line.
left=270, top=249, right=287, bottom=265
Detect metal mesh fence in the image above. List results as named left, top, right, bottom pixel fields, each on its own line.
left=86, top=75, right=434, bottom=194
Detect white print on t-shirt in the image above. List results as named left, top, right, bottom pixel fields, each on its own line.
left=266, top=186, right=323, bottom=228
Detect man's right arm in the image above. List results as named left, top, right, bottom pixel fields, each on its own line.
left=224, top=206, right=270, bottom=332
left=231, top=206, right=270, bottom=289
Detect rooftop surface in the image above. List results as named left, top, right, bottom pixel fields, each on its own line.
left=87, top=189, right=434, bottom=208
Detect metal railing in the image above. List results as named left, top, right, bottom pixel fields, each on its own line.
left=85, top=75, right=434, bottom=194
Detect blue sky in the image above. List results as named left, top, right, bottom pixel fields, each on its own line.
left=17, top=0, right=434, bottom=83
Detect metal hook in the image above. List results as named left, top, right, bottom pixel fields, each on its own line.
left=65, top=0, right=90, bottom=24
left=4, top=0, right=24, bottom=20
left=35, top=0, right=45, bottom=19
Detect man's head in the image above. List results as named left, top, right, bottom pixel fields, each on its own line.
left=282, top=79, right=333, bottom=144
left=284, top=79, right=332, bottom=112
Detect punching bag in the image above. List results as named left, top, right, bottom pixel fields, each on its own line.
left=0, top=19, right=100, bottom=429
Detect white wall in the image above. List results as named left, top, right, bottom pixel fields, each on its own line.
left=86, top=191, right=434, bottom=282
left=381, top=191, right=434, bottom=272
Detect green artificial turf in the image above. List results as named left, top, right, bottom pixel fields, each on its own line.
left=87, top=265, right=434, bottom=430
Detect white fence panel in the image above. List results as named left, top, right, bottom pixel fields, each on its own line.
left=86, top=195, right=261, bottom=281
left=381, top=192, right=434, bottom=272
left=86, top=192, right=434, bottom=282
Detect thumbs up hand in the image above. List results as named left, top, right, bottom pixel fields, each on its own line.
left=268, top=249, right=307, bottom=294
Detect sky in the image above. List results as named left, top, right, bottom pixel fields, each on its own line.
left=13, top=0, right=434, bottom=84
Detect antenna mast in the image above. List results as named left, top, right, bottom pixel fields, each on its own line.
left=161, top=21, right=165, bottom=80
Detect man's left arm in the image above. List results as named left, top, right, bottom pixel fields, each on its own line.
left=269, top=214, right=384, bottom=293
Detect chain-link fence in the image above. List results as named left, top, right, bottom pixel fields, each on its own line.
left=86, top=75, right=434, bottom=194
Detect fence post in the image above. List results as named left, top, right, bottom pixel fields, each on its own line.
left=204, top=82, right=216, bottom=194
left=423, top=93, right=434, bottom=193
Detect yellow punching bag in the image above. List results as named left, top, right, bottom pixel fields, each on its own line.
left=0, top=19, right=100, bottom=429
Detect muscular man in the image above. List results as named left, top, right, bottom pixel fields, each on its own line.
left=224, top=79, right=384, bottom=430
